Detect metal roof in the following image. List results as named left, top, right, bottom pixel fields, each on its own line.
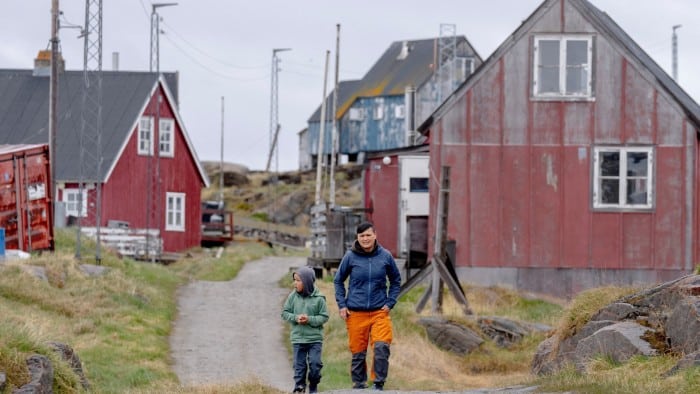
left=307, top=79, right=361, bottom=123
left=0, top=69, right=209, bottom=184
left=574, top=0, right=700, bottom=126
left=335, top=36, right=481, bottom=118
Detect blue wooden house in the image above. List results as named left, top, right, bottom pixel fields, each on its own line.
left=303, top=36, right=482, bottom=168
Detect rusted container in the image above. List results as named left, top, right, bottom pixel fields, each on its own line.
left=0, top=144, right=54, bottom=252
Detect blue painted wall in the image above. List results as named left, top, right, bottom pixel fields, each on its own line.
left=340, top=95, right=407, bottom=155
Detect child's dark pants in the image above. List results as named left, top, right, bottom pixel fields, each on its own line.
left=293, top=342, right=323, bottom=389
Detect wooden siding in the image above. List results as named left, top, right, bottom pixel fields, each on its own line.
left=100, top=85, right=202, bottom=252
left=427, top=0, right=697, bottom=277
left=341, top=96, right=407, bottom=154
left=364, top=156, right=399, bottom=256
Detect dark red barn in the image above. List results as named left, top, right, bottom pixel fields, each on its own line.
left=420, top=0, right=700, bottom=297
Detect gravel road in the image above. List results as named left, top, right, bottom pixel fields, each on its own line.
left=170, top=256, right=304, bottom=391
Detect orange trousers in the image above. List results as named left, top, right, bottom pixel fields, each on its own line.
left=345, top=309, right=393, bottom=381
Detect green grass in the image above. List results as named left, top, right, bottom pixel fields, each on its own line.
left=2, top=228, right=699, bottom=393
left=0, top=228, right=286, bottom=393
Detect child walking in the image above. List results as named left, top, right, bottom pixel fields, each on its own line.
left=282, top=266, right=329, bottom=393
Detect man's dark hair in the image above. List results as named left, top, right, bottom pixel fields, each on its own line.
left=356, top=222, right=375, bottom=234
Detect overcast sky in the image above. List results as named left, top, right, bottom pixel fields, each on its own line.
left=2, top=1, right=698, bottom=172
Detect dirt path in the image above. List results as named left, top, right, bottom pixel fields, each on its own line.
left=169, top=256, right=540, bottom=394
left=170, top=256, right=305, bottom=391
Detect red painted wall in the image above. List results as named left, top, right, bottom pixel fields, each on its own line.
left=426, top=2, right=697, bottom=274
left=85, top=85, right=203, bottom=252
left=364, top=156, right=399, bottom=256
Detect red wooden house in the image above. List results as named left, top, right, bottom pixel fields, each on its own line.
left=419, top=0, right=700, bottom=297
left=0, top=53, right=209, bottom=253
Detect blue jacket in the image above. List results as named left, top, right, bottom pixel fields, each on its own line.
left=334, top=241, right=402, bottom=311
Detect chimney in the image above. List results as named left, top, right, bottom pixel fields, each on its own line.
left=112, top=52, right=119, bottom=71
left=33, top=49, right=64, bottom=77
left=397, top=41, right=411, bottom=60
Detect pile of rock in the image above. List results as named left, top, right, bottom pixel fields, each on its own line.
left=532, top=274, right=700, bottom=376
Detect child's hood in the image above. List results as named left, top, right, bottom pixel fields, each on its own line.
left=294, top=266, right=316, bottom=297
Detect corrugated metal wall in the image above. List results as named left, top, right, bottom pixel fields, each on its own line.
left=427, top=0, right=697, bottom=296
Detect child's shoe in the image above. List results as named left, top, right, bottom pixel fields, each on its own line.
left=352, top=382, right=367, bottom=389
left=372, top=381, right=384, bottom=391
left=309, top=383, right=318, bottom=393
left=292, top=385, right=305, bottom=393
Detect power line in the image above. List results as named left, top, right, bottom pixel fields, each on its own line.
left=161, top=33, right=270, bottom=81
left=161, top=20, right=267, bottom=70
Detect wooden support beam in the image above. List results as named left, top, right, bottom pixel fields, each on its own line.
left=415, top=281, right=432, bottom=314
left=434, top=255, right=472, bottom=315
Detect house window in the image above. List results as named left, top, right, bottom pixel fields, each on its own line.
left=166, top=192, right=185, bottom=231
left=63, top=188, right=87, bottom=217
left=348, top=107, right=364, bottom=121
left=592, top=147, right=653, bottom=209
left=159, top=118, right=175, bottom=157
left=138, top=116, right=154, bottom=156
left=455, top=56, right=475, bottom=81
left=395, top=105, right=406, bottom=119
left=409, top=177, right=429, bottom=193
left=533, top=35, right=593, bottom=98
left=373, top=104, right=384, bottom=120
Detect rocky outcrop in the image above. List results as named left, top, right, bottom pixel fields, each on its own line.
left=13, top=354, right=53, bottom=394
left=418, top=316, right=551, bottom=355
left=532, top=274, right=700, bottom=376
left=4, top=342, right=89, bottom=394
left=478, top=316, right=550, bottom=348
left=418, top=317, right=484, bottom=355
left=47, top=342, right=89, bottom=390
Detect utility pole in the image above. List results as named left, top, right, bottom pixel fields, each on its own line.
left=219, top=96, right=225, bottom=202
left=49, top=0, right=59, bottom=235
left=266, top=48, right=291, bottom=172
left=314, top=50, right=331, bottom=206
left=150, top=3, right=177, bottom=72
left=76, top=0, right=104, bottom=263
left=146, top=2, right=177, bottom=262
left=266, top=48, right=290, bottom=236
left=329, top=24, right=340, bottom=207
left=672, top=24, right=681, bottom=81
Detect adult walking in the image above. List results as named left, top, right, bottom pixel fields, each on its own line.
left=333, top=222, right=402, bottom=391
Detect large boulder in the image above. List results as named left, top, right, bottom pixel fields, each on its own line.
left=532, top=274, right=700, bottom=376
left=574, top=321, right=657, bottom=370
left=478, top=316, right=550, bottom=347
left=418, top=317, right=483, bottom=355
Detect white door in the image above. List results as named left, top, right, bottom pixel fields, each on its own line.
left=398, top=155, right=429, bottom=257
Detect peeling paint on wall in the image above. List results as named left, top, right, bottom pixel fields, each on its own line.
left=543, top=153, right=558, bottom=191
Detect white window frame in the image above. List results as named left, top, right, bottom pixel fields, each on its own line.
left=138, top=116, right=154, bottom=156
left=373, top=104, right=384, bottom=120
left=63, top=188, right=87, bottom=217
left=348, top=107, right=364, bottom=121
left=592, top=146, right=654, bottom=210
left=394, top=105, right=406, bottom=119
left=165, top=192, right=186, bottom=231
left=533, top=34, right=593, bottom=99
left=159, top=118, right=175, bottom=157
